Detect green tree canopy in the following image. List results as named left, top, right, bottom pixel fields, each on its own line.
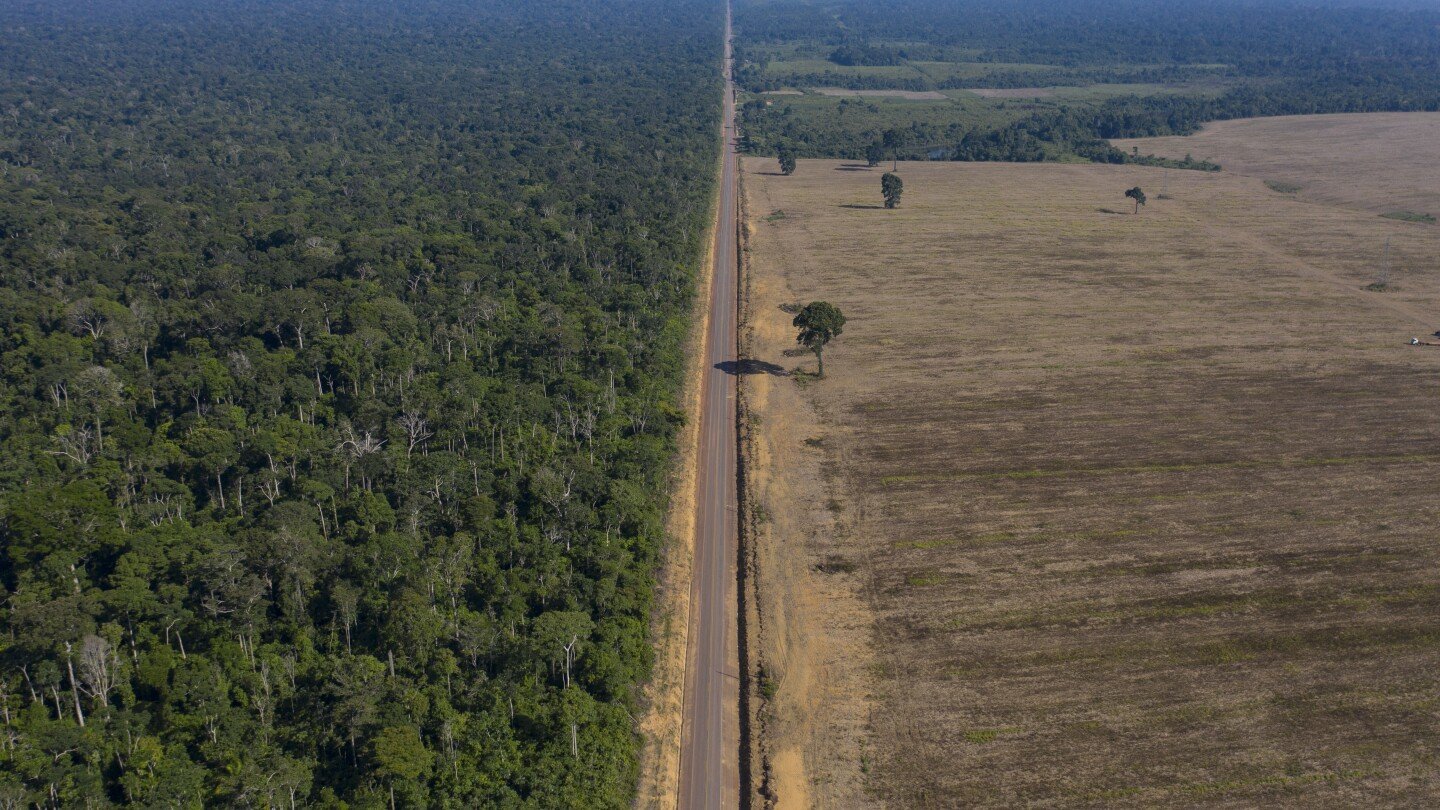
left=792, top=301, right=847, bottom=377
left=1125, top=186, right=1148, bottom=213
left=865, top=140, right=885, bottom=168
left=370, top=725, right=435, bottom=805
left=882, top=172, right=904, bottom=209
left=0, top=0, right=723, bottom=805
left=778, top=146, right=798, bottom=176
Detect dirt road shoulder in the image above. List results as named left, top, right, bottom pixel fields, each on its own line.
left=739, top=157, right=882, bottom=809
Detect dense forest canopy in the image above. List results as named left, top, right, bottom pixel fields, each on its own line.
left=0, top=0, right=720, bottom=806
left=734, top=0, right=1440, bottom=163
left=739, top=0, right=1440, bottom=69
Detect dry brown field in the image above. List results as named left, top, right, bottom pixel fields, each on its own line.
left=1113, top=113, right=1440, bottom=219
left=740, top=152, right=1440, bottom=807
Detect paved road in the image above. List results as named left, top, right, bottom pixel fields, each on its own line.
left=677, top=3, right=740, bottom=808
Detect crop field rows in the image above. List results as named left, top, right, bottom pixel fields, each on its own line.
left=741, top=152, right=1440, bottom=806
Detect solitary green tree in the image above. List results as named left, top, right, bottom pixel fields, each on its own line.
left=882, top=127, right=907, bottom=170
left=881, top=172, right=903, bottom=209
left=777, top=147, right=797, bottom=176
left=1125, top=186, right=1147, bottom=214
left=864, top=140, right=885, bottom=168
left=793, top=301, right=847, bottom=377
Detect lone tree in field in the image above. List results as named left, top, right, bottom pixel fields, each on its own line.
left=793, top=301, right=846, bottom=377
left=882, top=127, right=907, bottom=170
left=1125, top=186, right=1147, bottom=214
left=881, top=172, right=904, bottom=209
left=777, top=146, right=797, bottom=176
left=865, top=140, right=885, bottom=168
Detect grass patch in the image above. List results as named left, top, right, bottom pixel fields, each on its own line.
left=1380, top=210, right=1436, bottom=224
left=752, top=503, right=770, bottom=524
left=1177, top=768, right=1375, bottom=798
left=757, top=666, right=779, bottom=700
left=944, top=587, right=1365, bottom=633
left=763, top=59, right=920, bottom=80
left=1265, top=180, right=1303, bottom=194
left=895, top=536, right=958, bottom=550
left=879, top=452, right=1440, bottom=486
left=816, top=554, right=857, bottom=574
left=962, top=727, right=1020, bottom=743
left=895, top=531, right=1016, bottom=551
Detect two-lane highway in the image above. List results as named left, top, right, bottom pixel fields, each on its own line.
left=677, top=3, right=741, bottom=807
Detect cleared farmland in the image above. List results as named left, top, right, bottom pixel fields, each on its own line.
left=740, top=154, right=1440, bottom=807
left=1114, top=113, right=1440, bottom=219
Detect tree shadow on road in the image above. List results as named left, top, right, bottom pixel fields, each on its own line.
left=715, top=359, right=789, bottom=376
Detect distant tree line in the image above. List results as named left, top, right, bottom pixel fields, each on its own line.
left=754, top=115, right=1220, bottom=170
left=734, top=0, right=1440, bottom=166
left=737, top=59, right=1228, bottom=94
left=827, top=43, right=907, bottom=67
left=737, top=0, right=1440, bottom=75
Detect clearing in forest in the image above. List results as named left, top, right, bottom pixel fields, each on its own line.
left=809, top=88, right=949, bottom=100
left=741, top=154, right=1440, bottom=807
left=1114, top=112, right=1440, bottom=219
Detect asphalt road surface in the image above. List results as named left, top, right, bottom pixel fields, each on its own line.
left=677, top=4, right=741, bottom=808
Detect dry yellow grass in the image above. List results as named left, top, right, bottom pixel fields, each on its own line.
left=742, top=152, right=1440, bottom=807
left=1114, top=112, right=1440, bottom=218
left=738, top=172, right=879, bottom=809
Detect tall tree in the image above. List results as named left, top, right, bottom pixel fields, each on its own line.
left=1125, top=186, right=1147, bottom=213
left=882, top=172, right=904, bottom=209
left=777, top=146, right=797, bottom=176
left=882, top=128, right=907, bottom=171
left=865, top=140, right=885, bottom=168
left=369, top=726, right=434, bottom=808
left=792, top=302, right=847, bottom=377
